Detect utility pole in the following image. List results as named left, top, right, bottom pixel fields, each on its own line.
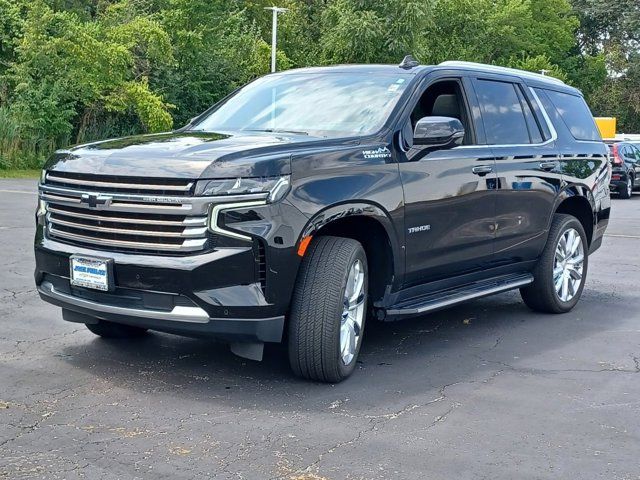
left=265, top=6, right=288, bottom=73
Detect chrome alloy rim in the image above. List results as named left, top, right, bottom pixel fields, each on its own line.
left=554, top=228, right=584, bottom=302
left=627, top=178, right=633, bottom=196
left=340, top=259, right=366, bottom=366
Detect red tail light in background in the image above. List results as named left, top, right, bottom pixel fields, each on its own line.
left=611, top=144, right=624, bottom=166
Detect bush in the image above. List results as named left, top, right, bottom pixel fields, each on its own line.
left=0, top=107, right=50, bottom=170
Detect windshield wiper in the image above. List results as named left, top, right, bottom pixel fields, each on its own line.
left=245, top=128, right=309, bottom=136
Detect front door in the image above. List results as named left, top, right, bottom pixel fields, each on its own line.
left=398, top=75, right=497, bottom=286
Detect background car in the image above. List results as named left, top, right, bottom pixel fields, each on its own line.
left=629, top=141, right=640, bottom=185
left=605, top=141, right=640, bottom=199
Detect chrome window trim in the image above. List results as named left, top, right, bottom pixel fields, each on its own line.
left=528, top=86, right=559, bottom=143
left=456, top=85, right=558, bottom=150
left=398, top=77, right=561, bottom=154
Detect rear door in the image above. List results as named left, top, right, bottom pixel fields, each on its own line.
left=622, top=144, right=640, bottom=175
left=471, top=76, right=561, bottom=266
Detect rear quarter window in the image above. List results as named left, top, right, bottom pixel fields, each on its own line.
left=542, top=89, right=601, bottom=141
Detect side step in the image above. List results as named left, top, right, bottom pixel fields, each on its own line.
left=384, top=273, right=534, bottom=320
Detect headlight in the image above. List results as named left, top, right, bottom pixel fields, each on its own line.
left=195, top=175, right=290, bottom=202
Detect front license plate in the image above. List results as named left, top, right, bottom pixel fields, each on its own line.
left=70, top=256, right=112, bottom=291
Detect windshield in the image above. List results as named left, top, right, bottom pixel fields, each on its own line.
left=192, top=73, right=412, bottom=138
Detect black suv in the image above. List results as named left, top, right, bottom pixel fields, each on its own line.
left=607, top=141, right=640, bottom=199
left=35, top=60, right=611, bottom=382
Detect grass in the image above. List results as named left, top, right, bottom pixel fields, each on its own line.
left=0, top=169, right=41, bottom=179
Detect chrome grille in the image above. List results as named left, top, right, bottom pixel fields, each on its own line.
left=40, top=172, right=210, bottom=254
left=45, top=172, right=194, bottom=196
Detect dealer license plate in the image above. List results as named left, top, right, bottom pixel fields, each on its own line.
left=70, top=256, right=111, bottom=291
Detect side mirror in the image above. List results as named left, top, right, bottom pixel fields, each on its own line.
left=414, top=116, right=465, bottom=149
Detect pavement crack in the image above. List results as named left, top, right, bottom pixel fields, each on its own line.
left=474, top=355, right=639, bottom=375
left=632, top=355, right=640, bottom=373
left=394, top=321, right=444, bottom=355
left=299, top=370, right=505, bottom=477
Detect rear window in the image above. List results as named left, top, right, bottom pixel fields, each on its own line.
left=543, top=90, right=601, bottom=141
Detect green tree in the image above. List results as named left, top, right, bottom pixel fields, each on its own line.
left=570, top=0, right=640, bottom=131
left=0, top=0, right=638, bottom=169
left=2, top=0, right=175, bottom=167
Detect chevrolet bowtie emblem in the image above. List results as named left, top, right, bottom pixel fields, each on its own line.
left=80, top=193, right=113, bottom=208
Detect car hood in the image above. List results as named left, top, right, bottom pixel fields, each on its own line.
left=43, top=131, right=319, bottom=179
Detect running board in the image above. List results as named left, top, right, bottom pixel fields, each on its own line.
left=384, top=273, right=534, bottom=320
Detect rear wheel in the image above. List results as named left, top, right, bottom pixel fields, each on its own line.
left=520, top=214, right=588, bottom=313
left=619, top=176, right=633, bottom=199
left=85, top=320, right=148, bottom=338
left=288, top=236, right=368, bottom=383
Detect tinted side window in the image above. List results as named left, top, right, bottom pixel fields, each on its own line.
left=515, top=87, right=544, bottom=143
left=623, top=145, right=639, bottom=160
left=543, top=90, right=601, bottom=141
left=475, top=80, right=531, bottom=145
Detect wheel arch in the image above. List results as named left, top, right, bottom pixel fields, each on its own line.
left=553, top=184, right=595, bottom=246
left=298, top=202, right=401, bottom=303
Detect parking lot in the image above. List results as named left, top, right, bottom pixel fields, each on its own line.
left=1, top=178, right=639, bottom=480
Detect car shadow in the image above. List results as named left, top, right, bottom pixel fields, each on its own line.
left=58, top=287, right=625, bottom=413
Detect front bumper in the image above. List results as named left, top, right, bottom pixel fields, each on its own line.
left=34, top=233, right=291, bottom=343
left=38, top=278, right=284, bottom=343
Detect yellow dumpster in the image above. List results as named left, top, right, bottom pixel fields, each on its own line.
left=595, top=117, right=616, bottom=139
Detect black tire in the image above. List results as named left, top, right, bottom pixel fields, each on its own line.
left=520, top=214, right=588, bottom=313
left=619, top=176, right=633, bottom=199
left=85, top=320, right=148, bottom=338
left=288, top=236, right=368, bottom=383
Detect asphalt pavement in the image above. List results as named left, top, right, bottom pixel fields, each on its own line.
left=1, top=179, right=639, bottom=480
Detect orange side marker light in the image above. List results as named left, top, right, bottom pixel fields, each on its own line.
left=297, top=235, right=313, bottom=257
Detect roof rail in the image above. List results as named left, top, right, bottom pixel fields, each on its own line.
left=438, top=61, right=566, bottom=85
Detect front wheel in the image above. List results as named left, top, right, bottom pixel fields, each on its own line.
left=520, top=214, right=588, bottom=313
left=288, top=236, right=368, bottom=383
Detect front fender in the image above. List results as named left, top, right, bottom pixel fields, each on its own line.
left=299, top=202, right=405, bottom=289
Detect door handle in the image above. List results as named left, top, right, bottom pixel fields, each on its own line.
left=472, top=165, right=493, bottom=176
left=539, top=161, right=558, bottom=171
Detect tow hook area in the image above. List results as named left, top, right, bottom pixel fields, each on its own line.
left=230, top=342, right=264, bottom=361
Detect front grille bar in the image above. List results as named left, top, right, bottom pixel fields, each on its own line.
left=46, top=173, right=194, bottom=192
left=47, top=206, right=206, bottom=226
left=48, top=227, right=208, bottom=252
left=47, top=214, right=208, bottom=238
left=40, top=183, right=267, bottom=216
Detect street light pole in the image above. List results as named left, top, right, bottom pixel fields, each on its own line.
left=265, top=6, right=288, bottom=73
